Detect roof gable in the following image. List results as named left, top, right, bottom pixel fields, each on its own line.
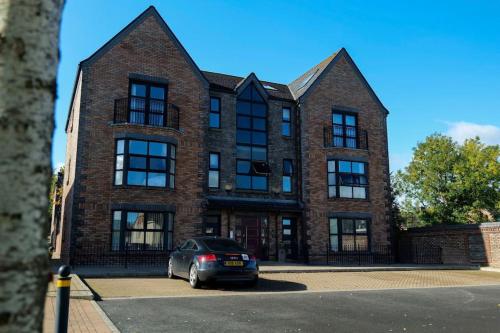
left=235, top=73, right=268, bottom=101
left=80, top=6, right=207, bottom=86
left=288, top=48, right=388, bottom=113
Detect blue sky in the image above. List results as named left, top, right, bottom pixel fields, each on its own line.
left=53, top=0, right=500, bottom=171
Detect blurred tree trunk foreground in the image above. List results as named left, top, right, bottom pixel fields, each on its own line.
left=0, top=1, right=64, bottom=332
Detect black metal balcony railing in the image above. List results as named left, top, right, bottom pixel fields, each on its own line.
left=323, top=126, right=368, bottom=149
left=114, top=97, right=180, bottom=130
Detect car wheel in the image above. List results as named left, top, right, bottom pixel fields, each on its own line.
left=189, top=264, right=201, bottom=289
left=167, top=259, right=176, bottom=279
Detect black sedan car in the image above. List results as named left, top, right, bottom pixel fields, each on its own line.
left=167, top=237, right=259, bottom=288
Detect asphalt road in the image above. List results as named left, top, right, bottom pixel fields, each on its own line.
left=100, top=286, right=500, bottom=333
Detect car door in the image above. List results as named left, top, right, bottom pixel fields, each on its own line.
left=178, top=240, right=195, bottom=277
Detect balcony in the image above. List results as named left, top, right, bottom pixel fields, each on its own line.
left=323, top=126, right=368, bottom=150
left=114, top=97, right=180, bottom=130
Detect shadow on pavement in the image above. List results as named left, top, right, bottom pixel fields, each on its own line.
left=202, top=278, right=307, bottom=292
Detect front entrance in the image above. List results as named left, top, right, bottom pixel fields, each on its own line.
left=234, top=216, right=268, bottom=259
left=282, top=217, right=298, bottom=260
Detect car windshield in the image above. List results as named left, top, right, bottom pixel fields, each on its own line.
left=202, top=239, right=245, bottom=252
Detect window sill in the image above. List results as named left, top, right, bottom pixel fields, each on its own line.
left=113, top=185, right=175, bottom=192
left=110, top=122, right=183, bottom=134
left=322, top=146, right=368, bottom=152
left=327, top=197, right=370, bottom=203
left=234, top=189, right=269, bottom=194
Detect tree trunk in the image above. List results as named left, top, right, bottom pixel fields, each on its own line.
left=0, top=0, right=64, bottom=332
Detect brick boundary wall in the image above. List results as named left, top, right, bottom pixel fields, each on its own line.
left=398, top=222, right=500, bottom=267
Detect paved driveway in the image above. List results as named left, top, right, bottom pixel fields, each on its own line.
left=100, top=286, right=500, bottom=332
left=85, top=270, right=500, bottom=299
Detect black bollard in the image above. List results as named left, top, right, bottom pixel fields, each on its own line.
left=55, top=265, right=71, bottom=333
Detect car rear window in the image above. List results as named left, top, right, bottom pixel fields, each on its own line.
left=202, top=239, right=245, bottom=252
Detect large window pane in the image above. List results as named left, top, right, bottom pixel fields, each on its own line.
left=355, top=220, right=368, bottom=233
left=282, top=123, right=290, bottom=136
left=253, top=118, right=266, bottom=131
left=252, top=132, right=266, bottom=145
left=117, top=140, right=124, bottom=154
left=236, top=130, right=252, bottom=144
left=328, top=173, right=336, bottom=186
left=145, top=232, right=163, bottom=249
left=330, top=235, right=339, bottom=251
left=237, top=116, right=251, bottom=129
left=283, top=176, right=291, bottom=192
left=209, top=153, right=219, bottom=169
left=148, top=173, right=166, bottom=187
left=146, top=213, right=164, bottom=230
left=129, top=156, right=146, bottom=169
left=210, top=97, right=220, bottom=111
left=353, top=187, right=366, bottom=199
left=253, top=176, right=267, bottom=190
left=208, top=170, right=219, bottom=188
left=131, top=84, right=146, bottom=97
left=252, top=103, right=266, bottom=117
left=333, top=113, right=343, bottom=124
left=329, top=218, right=338, bottom=233
left=128, top=171, right=146, bottom=186
left=282, top=108, right=290, bottom=121
left=328, top=160, right=336, bottom=172
left=237, top=160, right=251, bottom=174
left=339, top=186, right=353, bottom=198
left=236, top=175, right=251, bottom=189
left=150, top=158, right=167, bottom=171
left=115, top=171, right=123, bottom=185
left=150, top=86, right=165, bottom=100
left=352, top=162, right=365, bottom=174
left=342, top=235, right=355, bottom=250
left=236, top=101, right=251, bottom=115
left=126, top=231, right=144, bottom=250
left=209, top=113, right=220, bottom=128
left=345, top=115, right=356, bottom=126
left=252, top=147, right=266, bottom=160
left=237, top=145, right=251, bottom=159
left=339, top=161, right=351, bottom=173
left=127, top=212, right=144, bottom=229
left=328, top=186, right=336, bottom=198
left=129, top=140, right=148, bottom=155
left=342, top=219, right=354, bottom=233
left=149, top=142, right=167, bottom=157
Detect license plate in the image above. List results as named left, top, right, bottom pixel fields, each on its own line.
left=224, top=261, right=244, bottom=267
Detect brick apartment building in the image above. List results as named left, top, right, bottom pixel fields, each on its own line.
left=50, top=6, right=391, bottom=264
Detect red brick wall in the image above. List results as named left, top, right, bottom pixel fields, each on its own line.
left=399, top=223, right=500, bottom=267
left=63, top=14, right=208, bottom=258
left=300, top=54, right=391, bottom=259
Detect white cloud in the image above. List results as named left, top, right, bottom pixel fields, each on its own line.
left=446, top=121, right=500, bottom=145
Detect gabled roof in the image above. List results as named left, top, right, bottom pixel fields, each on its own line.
left=80, top=6, right=207, bottom=86
left=65, top=6, right=209, bottom=131
left=288, top=51, right=338, bottom=100
left=202, top=71, right=294, bottom=101
left=288, top=48, right=389, bottom=113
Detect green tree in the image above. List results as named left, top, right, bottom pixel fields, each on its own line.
left=395, top=134, right=500, bottom=226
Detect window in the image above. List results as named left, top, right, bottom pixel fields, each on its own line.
left=208, top=152, right=220, bottom=189
left=111, top=210, right=174, bottom=251
left=209, top=97, right=221, bottom=128
left=282, top=107, right=291, bottom=137
left=282, top=218, right=294, bottom=241
left=332, top=111, right=357, bottom=148
left=236, top=83, right=268, bottom=190
left=282, top=159, right=293, bottom=193
left=129, top=81, right=167, bottom=126
left=204, top=216, right=221, bottom=236
left=327, top=160, right=367, bottom=199
left=114, top=139, right=176, bottom=189
left=329, top=217, right=369, bottom=251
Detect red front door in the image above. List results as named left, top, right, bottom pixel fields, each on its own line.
left=240, top=217, right=261, bottom=258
